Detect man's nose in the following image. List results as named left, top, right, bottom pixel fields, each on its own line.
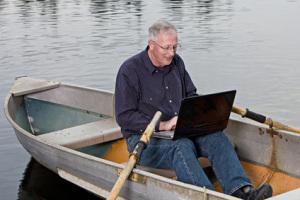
left=168, top=49, right=175, bottom=56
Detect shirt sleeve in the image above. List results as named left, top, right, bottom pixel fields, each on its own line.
left=114, top=64, right=153, bottom=136
left=183, top=67, right=198, bottom=97
left=176, top=56, right=197, bottom=97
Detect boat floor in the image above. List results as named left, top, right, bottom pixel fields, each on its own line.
left=99, top=139, right=300, bottom=196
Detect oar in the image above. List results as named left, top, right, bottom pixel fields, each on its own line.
left=107, top=111, right=162, bottom=200
left=232, top=105, right=300, bottom=134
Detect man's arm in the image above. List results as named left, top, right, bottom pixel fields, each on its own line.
left=183, top=66, right=198, bottom=97
left=159, top=116, right=178, bottom=131
left=176, top=55, right=197, bottom=97
left=115, top=67, right=153, bottom=135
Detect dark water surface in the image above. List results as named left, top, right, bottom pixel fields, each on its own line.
left=1, top=0, right=300, bottom=199
left=18, top=159, right=100, bottom=200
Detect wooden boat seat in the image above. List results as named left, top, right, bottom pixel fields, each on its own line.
left=11, top=76, right=60, bottom=96
left=129, top=157, right=212, bottom=179
left=136, top=165, right=176, bottom=179
left=102, top=139, right=214, bottom=180
left=37, top=118, right=122, bottom=149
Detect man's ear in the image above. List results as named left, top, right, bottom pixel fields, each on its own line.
left=148, top=40, right=154, bottom=50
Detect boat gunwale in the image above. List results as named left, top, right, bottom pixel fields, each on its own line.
left=6, top=81, right=299, bottom=139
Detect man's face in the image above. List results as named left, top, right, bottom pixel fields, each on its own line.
left=148, top=30, right=178, bottom=67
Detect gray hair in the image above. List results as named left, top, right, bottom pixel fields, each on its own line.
left=148, top=20, right=177, bottom=41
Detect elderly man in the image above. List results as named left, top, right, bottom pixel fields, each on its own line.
left=115, top=20, right=272, bottom=200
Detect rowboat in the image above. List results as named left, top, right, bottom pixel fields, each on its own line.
left=4, top=77, right=300, bottom=200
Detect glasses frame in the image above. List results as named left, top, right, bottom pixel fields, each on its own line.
left=151, top=40, right=180, bottom=52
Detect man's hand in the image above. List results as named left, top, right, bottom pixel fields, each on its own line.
left=159, top=116, right=178, bottom=131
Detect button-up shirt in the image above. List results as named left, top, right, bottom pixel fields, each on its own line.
left=115, top=47, right=197, bottom=138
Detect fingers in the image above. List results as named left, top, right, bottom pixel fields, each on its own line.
left=170, top=116, right=178, bottom=130
left=159, top=116, right=178, bottom=131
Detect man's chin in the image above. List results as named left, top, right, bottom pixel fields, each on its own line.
left=164, top=59, right=173, bottom=66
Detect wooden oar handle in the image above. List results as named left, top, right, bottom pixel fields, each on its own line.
left=232, top=106, right=266, bottom=123
left=232, top=105, right=300, bottom=134
left=140, top=111, right=162, bottom=144
left=107, top=111, right=161, bottom=200
left=132, top=111, right=162, bottom=161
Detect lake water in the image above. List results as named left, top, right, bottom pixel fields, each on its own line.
left=1, top=0, right=300, bottom=199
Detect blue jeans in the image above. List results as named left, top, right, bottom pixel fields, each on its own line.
left=126, top=131, right=251, bottom=194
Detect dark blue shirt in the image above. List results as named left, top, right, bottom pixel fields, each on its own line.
left=115, top=47, right=197, bottom=138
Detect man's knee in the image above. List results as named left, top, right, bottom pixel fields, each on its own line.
left=174, top=138, right=197, bottom=154
left=201, top=131, right=231, bottom=146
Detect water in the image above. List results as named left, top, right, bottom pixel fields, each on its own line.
left=18, top=159, right=100, bottom=200
left=1, top=0, right=300, bottom=199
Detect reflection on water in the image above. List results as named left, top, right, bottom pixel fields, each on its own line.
left=1, top=0, right=300, bottom=199
left=18, top=158, right=102, bottom=200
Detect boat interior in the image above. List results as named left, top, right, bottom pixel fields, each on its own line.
left=7, top=77, right=300, bottom=197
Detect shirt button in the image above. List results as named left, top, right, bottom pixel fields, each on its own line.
left=140, top=129, right=143, bottom=132
left=155, top=70, right=158, bottom=73
left=165, top=86, right=169, bottom=90
left=174, top=112, right=178, bottom=115
left=169, top=100, right=172, bottom=103
left=149, top=97, right=152, bottom=101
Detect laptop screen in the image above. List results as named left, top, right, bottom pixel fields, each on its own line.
left=174, top=90, right=236, bottom=138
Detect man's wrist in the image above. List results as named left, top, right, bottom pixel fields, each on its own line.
left=159, top=121, right=166, bottom=131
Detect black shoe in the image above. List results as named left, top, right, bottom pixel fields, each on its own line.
left=232, top=184, right=273, bottom=200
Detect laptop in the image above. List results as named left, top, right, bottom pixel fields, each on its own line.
left=153, top=90, right=236, bottom=140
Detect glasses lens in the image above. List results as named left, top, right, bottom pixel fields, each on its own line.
left=163, top=44, right=179, bottom=51
left=153, top=40, right=180, bottom=51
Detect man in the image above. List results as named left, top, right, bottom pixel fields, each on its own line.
left=115, top=20, right=272, bottom=200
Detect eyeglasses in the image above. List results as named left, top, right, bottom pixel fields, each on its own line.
left=151, top=40, right=180, bottom=51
